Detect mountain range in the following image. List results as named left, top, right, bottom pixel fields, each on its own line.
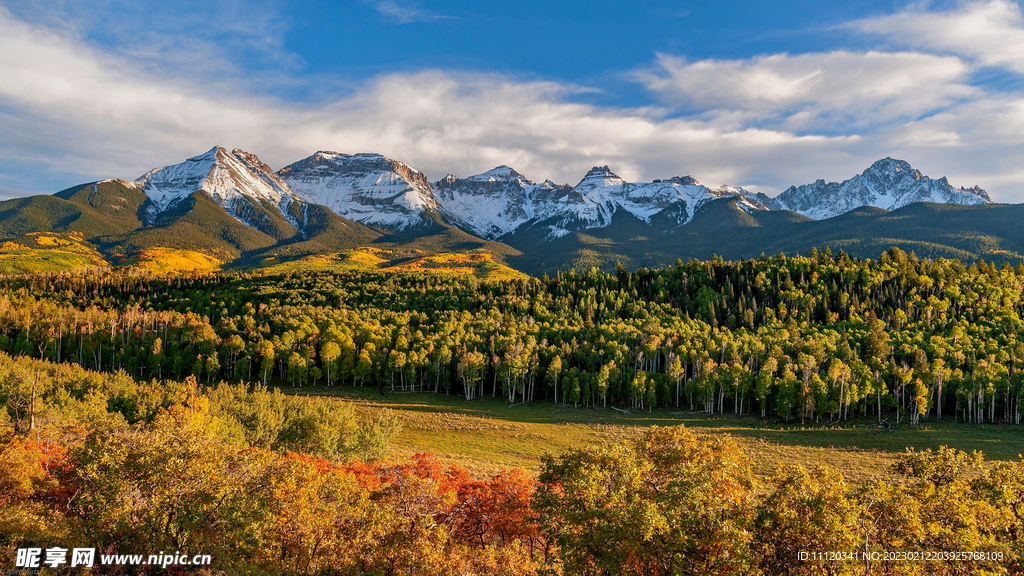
left=0, top=146, right=1013, bottom=276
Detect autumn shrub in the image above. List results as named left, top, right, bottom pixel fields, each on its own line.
left=536, top=427, right=1023, bottom=576
left=753, top=464, right=859, bottom=575
left=0, top=433, right=73, bottom=549
left=3, top=347, right=1024, bottom=575
left=535, top=426, right=755, bottom=575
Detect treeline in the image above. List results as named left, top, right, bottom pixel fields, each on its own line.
left=0, top=346, right=401, bottom=461
left=2, top=352, right=1021, bottom=575
left=3, top=247, right=1024, bottom=423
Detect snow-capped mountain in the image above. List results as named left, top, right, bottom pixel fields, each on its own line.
left=271, top=149, right=774, bottom=239
left=534, top=166, right=769, bottom=238
left=433, top=165, right=768, bottom=239
left=432, top=166, right=571, bottom=239
left=135, top=146, right=299, bottom=227
left=279, top=152, right=436, bottom=231
left=19, top=144, right=1018, bottom=276
left=116, top=148, right=997, bottom=243
left=760, top=158, right=991, bottom=220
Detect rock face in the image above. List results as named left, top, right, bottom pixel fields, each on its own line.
left=136, top=146, right=299, bottom=228
left=760, top=158, right=991, bottom=220
left=279, top=152, right=436, bottom=231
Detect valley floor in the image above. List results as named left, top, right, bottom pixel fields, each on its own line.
left=287, top=386, right=1024, bottom=484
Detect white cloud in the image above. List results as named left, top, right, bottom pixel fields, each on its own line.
left=288, top=71, right=858, bottom=189
left=0, top=6, right=286, bottom=173
left=371, top=1, right=455, bottom=25
left=866, top=94, right=1024, bottom=189
left=637, top=51, right=977, bottom=129
left=852, top=0, right=1024, bottom=74
left=3, top=0, right=301, bottom=83
left=0, top=5, right=850, bottom=195
left=4, top=3, right=1024, bottom=203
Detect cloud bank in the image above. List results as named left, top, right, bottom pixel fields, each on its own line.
left=638, top=51, right=976, bottom=130
left=853, top=0, right=1024, bottom=74
left=3, top=1, right=1024, bottom=201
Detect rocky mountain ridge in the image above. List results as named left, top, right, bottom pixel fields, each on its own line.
left=58, top=147, right=996, bottom=243
left=275, top=153, right=780, bottom=239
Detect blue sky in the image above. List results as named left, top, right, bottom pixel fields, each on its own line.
left=3, top=0, right=1024, bottom=200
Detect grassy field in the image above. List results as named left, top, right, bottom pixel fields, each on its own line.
left=286, top=385, right=1024, bottom=484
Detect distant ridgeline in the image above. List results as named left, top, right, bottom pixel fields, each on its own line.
left=0, top=146, right=1016, bottom=276
left=2, top=247, right=1024, bottom=425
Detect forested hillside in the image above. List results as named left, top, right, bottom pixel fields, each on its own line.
left=507, top=199, right=1024, bottom=274
left=2, top=246, right=1024, bottom=424
left=4, top=249, right=1024, bottom=573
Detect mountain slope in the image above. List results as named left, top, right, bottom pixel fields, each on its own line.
left=505, top=196, right=778, bottom=274
left=0, top=179, right=148, bottom=239
left=753, top=202, right=1024, bottom=262
left=53, top=179, right=148, bottom=230
left=0, top=147, right=384, bottom=268
left=507, top=198, right=1024, bottom=276
left=94, top=191, right=285, bottom=258
left=0, top=146, right=1016, bottom=276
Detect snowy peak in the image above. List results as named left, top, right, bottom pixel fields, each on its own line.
left=467, top=165, right=528, bottom=183
left=432, top=166, right=538, bottom=239
left=575, top=166, right=626, bottom=190
left=135, top=147, right=296, bottom=224
left=136, top=146, right=218, bottom=213
left=279, top=151, right=437, bottom=231
left=766, top=158, right=991, bottom=220
left=860, top=157, right=925, bottom=190
left=868, top=157, right=914, bottom=175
